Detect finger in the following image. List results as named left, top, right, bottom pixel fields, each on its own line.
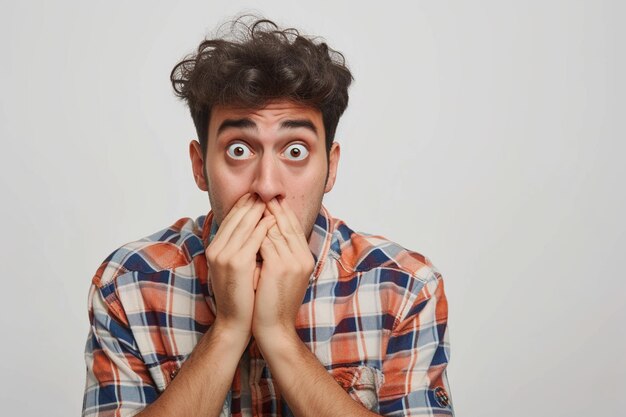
left=266, top=222, right=292, bottom=259
left=272, top=198, right=309, bottom=254
left=222, top=199, right=266, bottom=253
left=214, top=193, right=253, bottom=237
left=279, top=198, right=310, bottom=252
left=280, top=197, right=306, bottom=236
left=239, top=215, right=276, bottom=259
left=259, top=235, right=279, bottom=262
left=209, top=193, right=256, bottom=253
left=267, top=198, right=300, bottom=252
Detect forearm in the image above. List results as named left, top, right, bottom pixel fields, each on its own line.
left=257, top=329, right=379, bottom=417
left=136, top=322, right=248, bottom=417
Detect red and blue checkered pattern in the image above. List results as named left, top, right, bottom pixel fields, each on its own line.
left=82, top=205, right=454, bottom=416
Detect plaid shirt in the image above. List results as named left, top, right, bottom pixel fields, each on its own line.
left=82, top=205, right=454, bottom=416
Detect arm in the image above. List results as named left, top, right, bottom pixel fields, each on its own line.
left=135, top=320, right=248, bottom=417
left=256, top=271, right=453, bottom=417
left=83, top=193, right=273, bottom=416
left=377, top=273, right=454, bottom=416
left=256, top=329, right=380, bottom=417
left=252, top=198, right=379, bottom=416
left=82, top=282, right=249, bottom=417
left=251, top=199, right=454, bottom=416
left=138, top=194, right=276, bottom=416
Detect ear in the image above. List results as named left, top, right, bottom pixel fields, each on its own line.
left=324, top=141, right=341, bottom=193
left=189, top=140, right=208, bottom=191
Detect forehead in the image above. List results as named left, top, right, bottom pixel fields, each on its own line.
left=209, top=100, right=323, bottom=129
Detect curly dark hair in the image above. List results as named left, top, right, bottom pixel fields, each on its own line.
left=170, top=15, right=354, bottom=160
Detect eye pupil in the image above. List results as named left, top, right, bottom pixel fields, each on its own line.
left=291, top=148, right=301, bottom=157
left=234, top=146, right=244, bottom=156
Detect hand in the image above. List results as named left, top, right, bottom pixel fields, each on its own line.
left=252, top=197, right=315, bottom=342
left=204, top=193, right=275, bottom=342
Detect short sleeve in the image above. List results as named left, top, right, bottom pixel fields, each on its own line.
left=378, top=273, right=454, bottom=416
left=82, top=282, right=158, bottom=417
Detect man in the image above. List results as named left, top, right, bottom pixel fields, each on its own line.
left=82, top=16, right=454, bottom=417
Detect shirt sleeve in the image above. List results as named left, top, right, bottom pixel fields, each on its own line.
left=378, top=270, right=454, bottom=416
left=82, top=281, right=158, bottom=417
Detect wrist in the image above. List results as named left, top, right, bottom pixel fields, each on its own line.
left=254, top=325, right=299, bottom=354
left=209, top=318, right=251, bottom=349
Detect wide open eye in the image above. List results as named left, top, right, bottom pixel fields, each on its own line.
left=284, top=143, right=309, bottom=161
left=226, top=143, right=252, bottom=160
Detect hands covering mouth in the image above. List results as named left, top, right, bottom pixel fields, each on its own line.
left=205, top=193, right=315, bottom=346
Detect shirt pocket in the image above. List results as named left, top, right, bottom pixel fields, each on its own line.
left=146, top=354, right=190, bottom=393
left=328, top=365, right=385, bottom=412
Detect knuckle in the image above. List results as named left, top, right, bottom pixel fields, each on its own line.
left=206, top=248, right=217, bottom=263
left=269, top=228, right=282, bottom=239
left=214, top=253, right=229, bottom=268
left=224, top=257, right=238, bottom=269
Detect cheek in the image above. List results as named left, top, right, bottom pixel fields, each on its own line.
left=285, top=185, right=325, bottom=231
left=285, top=160, right=327, bottom=189
left=285, top=159, right=327, bottom=193
left=207, top=167, right=252, bottom=214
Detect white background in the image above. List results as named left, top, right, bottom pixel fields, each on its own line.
left=1, top=1, right=624, bottom=416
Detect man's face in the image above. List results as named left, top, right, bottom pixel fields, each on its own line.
left=189, top=99, right=340, bottom=239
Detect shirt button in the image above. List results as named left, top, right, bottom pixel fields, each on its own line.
left=434, top=386, right=450, bottom=407
left=170, top=367, right=179, bottom=380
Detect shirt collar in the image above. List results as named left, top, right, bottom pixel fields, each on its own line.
left=201, top=204, right=334, bottom=283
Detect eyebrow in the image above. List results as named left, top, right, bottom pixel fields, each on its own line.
left=280, top=119, right=318, bottom=134
left=216, top=117, right=318, bottom=136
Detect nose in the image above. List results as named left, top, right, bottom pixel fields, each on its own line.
left=250, top=152, right=285, bottom=203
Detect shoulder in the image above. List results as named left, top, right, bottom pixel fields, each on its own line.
left=90, top=214, right=208, bottom=290
left=324, top=216, right=447, bottom=327
left=329, top=217, right=443, bottom=288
